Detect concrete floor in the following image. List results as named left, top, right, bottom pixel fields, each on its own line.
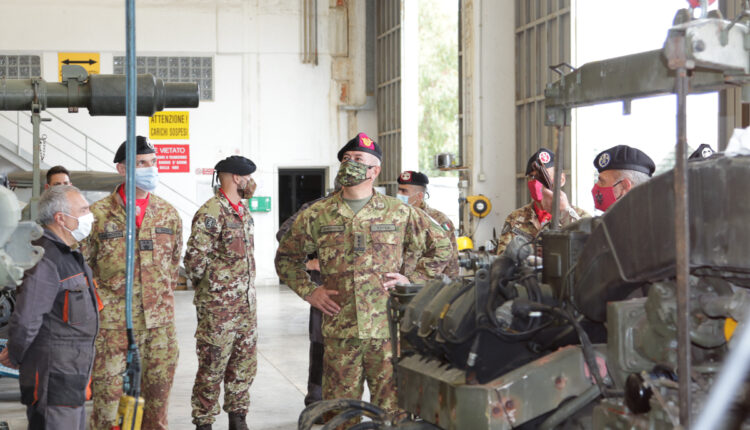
left=0, top=285, right=316, bottom=430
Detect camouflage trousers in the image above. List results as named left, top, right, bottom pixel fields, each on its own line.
left=322, top=337, right=396, bottom=411
left=90, top=324, right=179, bottom=430
left=191, top=311, right=258, bottom=426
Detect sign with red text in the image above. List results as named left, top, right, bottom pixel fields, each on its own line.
left=155, top=144, right=190, bottom=173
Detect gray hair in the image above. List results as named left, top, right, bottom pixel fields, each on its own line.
left=38, top=185, right=81, bottom=225
left=618, top=169, right=650, bottom=188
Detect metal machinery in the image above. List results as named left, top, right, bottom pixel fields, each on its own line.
left=299, top=4, right=750, bottom=430
left=0, top=66, right=199, bottom=337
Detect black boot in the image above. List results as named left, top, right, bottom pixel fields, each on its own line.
left=228, top=412, right=249, bottom=430
left=196, top=424, right=212, bottom=430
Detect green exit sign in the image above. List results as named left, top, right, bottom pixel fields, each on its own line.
left=248, top=196, right=271, bottom=212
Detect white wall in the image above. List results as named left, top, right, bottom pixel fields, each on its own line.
left=0, top=0, right=345, bottom=284
left=470, top=0, right=516, bottom=248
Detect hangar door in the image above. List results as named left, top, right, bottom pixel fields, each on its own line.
left=514, top=0, right=571, bottom=207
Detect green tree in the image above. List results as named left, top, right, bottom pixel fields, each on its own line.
left=418, top=0, right=458, bottom=176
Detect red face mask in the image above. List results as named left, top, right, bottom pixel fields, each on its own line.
left=591, top=181, right=622, bottom=212
left=527, top=179, right=545, bottom=202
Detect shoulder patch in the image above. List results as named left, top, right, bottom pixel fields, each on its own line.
left=441, top=222, right=451, bottom=232
left=205, top=217, right=217, bottom=229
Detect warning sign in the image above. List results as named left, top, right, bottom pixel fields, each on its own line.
left=155, top=144, right=190, bottom=173
left=58, top=53, right=100, bottom=81
left=149, top=111, right=189, bottom=140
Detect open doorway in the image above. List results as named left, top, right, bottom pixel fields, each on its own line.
left=278, top=168, right=326, bottom=226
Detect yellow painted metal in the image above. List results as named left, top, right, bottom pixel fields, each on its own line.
left=116, top=395, right=144, bottom=430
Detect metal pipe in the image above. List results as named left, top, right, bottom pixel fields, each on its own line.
left=550, top=116, right=565, bottom=229
left=15, top=111, right=20, bottom=155
left=30, top=106, right=40, bottom=221
left=123, top=0, right=142, bottom=410
left=675, top=66, right=692, bottom=428
left=0, top=75, right=197, bottom=116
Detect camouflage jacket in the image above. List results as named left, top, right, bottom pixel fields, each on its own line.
left=184, top=191, right=255, bottom=317
left=399, top=202, right=460, bottom=279
left=495, top=202, right=588, bottom=255
left=418, top=201, right=459, bottom=278
left=275, top=190, right=452, bottom=339
left=82, top=190, right=182, bottom=330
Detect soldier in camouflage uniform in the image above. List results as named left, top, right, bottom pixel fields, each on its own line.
left=82, top=136, right=182, bottom=430
left=496, top=148, right=587, bottom=256
left=275, top=133, right=452, bottom=418
left=397, top=170, right=460, bottom=278
left=184, top=156, right=258, bottom=430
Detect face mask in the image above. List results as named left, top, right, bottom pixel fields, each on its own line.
left=591, top=180, right=622, bottom=212
left=396, top=194, right=410, bottom=205
left=62, top=212, right=94, bottom=242
left=335, top=160, right=371, bottom=187
left=238, top=177, right=257, bottom=199
left=134, top=166, right=159, bottom=192
left=527, top=179, right=545, bottom=202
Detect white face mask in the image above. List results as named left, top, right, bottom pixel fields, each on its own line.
left=62, top=212, right=94, bottom=242
left=396, top=193, right=411, bottom=205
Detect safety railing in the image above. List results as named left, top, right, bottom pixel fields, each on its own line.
left=0, top=110, right=199, bottom=217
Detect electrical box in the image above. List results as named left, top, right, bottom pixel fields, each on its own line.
left=248, top=196, right=271, bottom=212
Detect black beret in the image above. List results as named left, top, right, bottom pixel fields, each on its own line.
left=337, top=132, right=382, bottom=161
left=398, top=171, right=429, bottom=186
left=214, top=155, right=256, bottom=175
left=689, top=143, right=715, bottom=160
left=525, top=148, right=555, bottom=176
left=594, top=145, right=655, bottom=176
left=113, top=136, right=155, bottom=163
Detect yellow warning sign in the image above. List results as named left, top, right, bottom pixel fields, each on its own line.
left=58, top=53, right=100, bottom=81
left=149, top=111, right=190, bottom=140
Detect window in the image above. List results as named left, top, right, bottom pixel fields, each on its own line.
left=113, top=56, right=213, bottom=101
left=0, top=55, right=41, bottom=79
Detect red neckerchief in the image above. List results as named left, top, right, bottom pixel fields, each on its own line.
left=532, top=201, right=551, bottom=224
left=220, top=188, right=243, bottom=220
left=118, top=184, right=150, bottom=228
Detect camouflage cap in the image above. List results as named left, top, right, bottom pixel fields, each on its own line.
left=113, top=135, right=155, bottom=163
left=337, top=132, right=382, bottom=161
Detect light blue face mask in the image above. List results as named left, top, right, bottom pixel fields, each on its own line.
left=396, top=193, right=410, bottom=205
left=134, top=166, right=159, bottom=192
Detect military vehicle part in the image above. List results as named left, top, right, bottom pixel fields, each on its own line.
left=574, top=156, right=750, bottom=323
left=1, top=65, right=200, bottom=219
left=398, top=345, right=605, bottom=430
left=457, top=250, right=496, bottom=271
left=0, top=186, right=43, bottom=289
left=0, top=65, right=198, bottom=117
